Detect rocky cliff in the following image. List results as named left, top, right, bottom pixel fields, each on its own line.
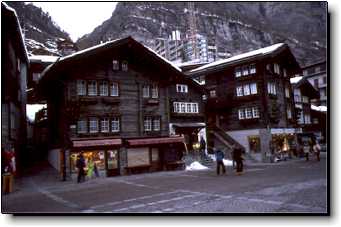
left=77, top=2, right=327, bottom=66
left=7, top=2, right=71, bottom=56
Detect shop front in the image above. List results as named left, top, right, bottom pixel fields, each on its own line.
left=126, top=136, right=186, bottom=173
left=270, top=129, right=297, bottom=160
left=70, top=138, right=122, bottom=177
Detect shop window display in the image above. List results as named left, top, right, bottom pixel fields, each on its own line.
left=107, top=150, right=118, bottom=169
left=248, top=136, right=261, bottom=153
left=70, top=150, right=106, bottom=173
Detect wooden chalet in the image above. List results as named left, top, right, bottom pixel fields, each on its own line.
left=38, top=37, right=205, bottom=178
left=187, top=43, right=301, bottom=162
left=2, top=2, right=29, bottom=174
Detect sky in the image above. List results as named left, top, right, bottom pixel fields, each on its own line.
left=30, top=2, right=118, bottom=41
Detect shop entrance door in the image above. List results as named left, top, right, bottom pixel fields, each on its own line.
left=106, top=150, right=119, bottom=176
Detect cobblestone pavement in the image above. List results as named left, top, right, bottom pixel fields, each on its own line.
left=2, top=154, right=328, bottom=214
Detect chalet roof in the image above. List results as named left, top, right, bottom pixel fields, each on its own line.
left=39, top=37, right=204, bottom=93
left=2, top=2, right=29, bottom=64
left=187, top=43, right=300, bottom=75
left=291, top=76, right=319, bottom=99
left=290, top=76, right=303, bottom=84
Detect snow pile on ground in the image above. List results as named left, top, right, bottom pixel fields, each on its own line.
left=186, top=161, right=208, bottom=171
left=223, top=159, right=233, bottom=166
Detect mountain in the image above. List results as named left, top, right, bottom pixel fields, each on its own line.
left=6, top=2, right=71, bottom=56
left=77, top=2, right=327, bottom=66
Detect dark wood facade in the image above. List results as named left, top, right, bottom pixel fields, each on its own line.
left=187, top=44, right=301, bottom=161
left=38, top=37, right=204, bottom=177
left=1, top=3, right=29, bottom=173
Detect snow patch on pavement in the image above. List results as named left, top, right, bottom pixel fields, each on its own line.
left=186, top=161, right=208, bottom=171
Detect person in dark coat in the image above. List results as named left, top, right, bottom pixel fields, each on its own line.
left=234, top=147, right=244, bottom=175
left=199, top=136, right=206, bottom=160
left=215, top=148, right=226, bottom=175
left=76, top=153, right=86, bottom=183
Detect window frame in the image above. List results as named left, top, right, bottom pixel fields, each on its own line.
left=88, top=80, right=98, bottom=96
left=89, top=117, right=99, bottom=133
left=238, top=109, right=245, bottom=120
left=249, top=64, right=256, bottom=74
left=77, top=119, right=87, bottom=134
left=243, top=84, right=250, bottom=96
left=112, top=60, right=119, bottom=70
left=236, top=86, right=243, bottom=97
left=99, top=81, right=109, bottom=96
left=250, top=83, right=257, bottom=95
left=252, top=107, right=260, bottom=118
left=151, top=84, right=159, bottom=99
left=142, top=85, right=150, bottom=98
left=101, top=118, right=110, bottom=133
left=111, top=117, right=120, bottom=132
left=110, top=82, right=119, bottom=97
left=245, top=108, right=253, bottom=119
left=235, top=67, right=242, bottom=77
left=144, top=116, right=152, bottom=132
left=77, top=80, right=87, bottom=96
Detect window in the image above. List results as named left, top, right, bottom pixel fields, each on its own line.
left=186, top=103, right=192, bottom=113
left=314, top=79, right=319, bottom=88
left=302, top=96, right=309, bottom=103
left=144, top=117, right=152, bottom=131
left=173, top=102, right=180, bottom=113
left=315, top=66, right=320, bottom=73
left=242, top=66, right=249, bottom=76
left=287, top=107, right=292, bottom=119
left=235, top=67, right=241, bottom=77
left=181, top=103, right=186, bottom=113
left=143, top=85, right=150, bottom=98
left=274, top=63, right=280, bottom=74
left=176, top=84, right=188, bottom=93
left=202, top=95, right=207, bottom=100
left=101, top=118, right=109, bottom=132
left=320, top=89, right=326, bottom=97
left=250, top=83, right=257, bottom=95
left=173, top=102, right=199, bottom=113
left=122, top=61, right=128, bottom=71
left=113, top=60, right=119, bottom=70
left=191, top=103, right=198, bottom=113
left=245, top=108, right=252, bottom=119
left=303, top=70, right=308, bottom=76
left=323, top=76, right=326, bottom=84
left=266, top=64, right=272, bottom=71
left=236, top=86, right=243, bottom=97
left=304, top=114, right=311, bottom=124
left=151, top=84, right=159, bottom=98
left=110, top=82, right=119, bottom=96
left=88, top=81, right=97, bottom=96
left=285, top=86, right=290, bottom=98
left=77, top=119, right=87, bottom=133
left=89, top=117, right=98, bottom=133
left=77, top=80, right=86, bottom=96
left=238, top=109, right=245, bottom=120
left=252, top=107, right=260, bottom=118
left=111, top=117, right=120, bottom=132
left=153, top=117, right=161, bottom=131
left=99, top=81, right=108, bottom=96
left=210, top=90, right=216, bottom=97
left=250, top=64, right=256, bottom=74
left=267, top=82, right=276, bottom=95
left=243, top=84, right=250, bottom=96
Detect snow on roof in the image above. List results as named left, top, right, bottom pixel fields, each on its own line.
left=190, top=43, right=286, bottom=73
left=174, top=59, right=209, bottom=67
left=59, top=38, right=121, bottom=62
left=311, top=105, right=327, bottom=112
left=29, top=55, right=59, bottom=63
left=290, top=76, right=303, bottom=84
left=2, top=2, right=29, bottom=63
left=26, top=104, right=47, bottom=121
left=144, top=45, right=182, bottom=72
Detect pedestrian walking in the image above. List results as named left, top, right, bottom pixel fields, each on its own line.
left=76, top=153, right=86, bottom=183
left=199, top=136, right=206, bottom=160
left=313, top=139, right=321, bottom=161
left=215, top=147, right=226, bottom=175
left=87, top=158, right=94, bottom=179
left=93, top=162, right=100, bottom=178
left=234, top=147, right=244, bottom=175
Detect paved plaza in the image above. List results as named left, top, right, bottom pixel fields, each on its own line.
left=2, top=154, right=328, bottom=214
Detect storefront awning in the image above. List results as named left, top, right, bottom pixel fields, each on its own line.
left=127, top=136, right=185, bottom=146
left=72, top=139, right=122, bottom=148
